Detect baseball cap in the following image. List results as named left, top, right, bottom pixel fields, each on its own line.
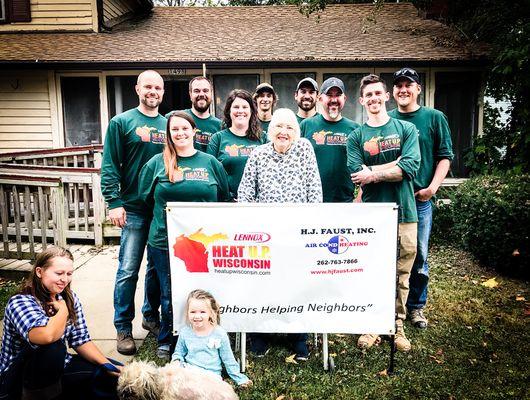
left=320, top=77, right=345, bottom=95
left=393, top=68, right=420, bottom=85
left=254, top=82, right=276, bottom=96
left=296, top=77, right=319, bottom=92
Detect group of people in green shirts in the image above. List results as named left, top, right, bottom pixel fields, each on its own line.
left=100, top=67, right=453, bottom=361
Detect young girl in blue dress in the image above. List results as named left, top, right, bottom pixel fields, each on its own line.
left=171, top=290, right=252, bottom=388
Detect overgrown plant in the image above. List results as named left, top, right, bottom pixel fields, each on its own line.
left=433, top=174, right=529, bottom=277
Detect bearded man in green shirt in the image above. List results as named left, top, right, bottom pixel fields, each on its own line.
left=347, top=74, right=421, bottom=352
left=101, top=70, right=166, bottom=355
left=300, top=77, right=360, bottom=202
left=388, top=68, right=454, bottom=330
left=165, top=76, right=221, bottom=152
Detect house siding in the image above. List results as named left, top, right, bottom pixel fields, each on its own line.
left=0, top=71, right=54, bottom=152
left=103, top=0, right=136, bottom=24
left=0, top=0, right=96, bottom=32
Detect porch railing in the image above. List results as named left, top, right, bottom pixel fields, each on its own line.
left=0, top=156, right=109, bottom=260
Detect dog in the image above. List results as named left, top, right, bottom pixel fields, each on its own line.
left=117, top=360, right=239, bottom=400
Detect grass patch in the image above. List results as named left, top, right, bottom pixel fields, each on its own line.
left=135, top=245, right=529, bottom=399
left=0, top=278, right=21, bottom=320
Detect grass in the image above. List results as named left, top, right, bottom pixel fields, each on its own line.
left=2, top=246, right=528, bottom=399
left=136, top=245, right=529, bottom=399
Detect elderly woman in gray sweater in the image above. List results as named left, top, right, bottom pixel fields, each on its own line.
left=237, top=108, right=322, bottom=203
left=237, top=107, right=322, bottom=360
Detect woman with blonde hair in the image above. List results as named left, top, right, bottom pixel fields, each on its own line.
left=138, top=111, right=229, bottom=360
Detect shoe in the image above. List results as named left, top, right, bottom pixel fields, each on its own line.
left=395, top=321, right=411, bottom=352
left=410, top=308, right=428, bottom=329
left=250, top=335, right=269, bottom=357
left=357, top=334, right=381, bottom=349
left=142, top=318, right=160, bottom=337
left=157, top=344, right=170, bottom=360
left=251, top=348, right=270, bottom=358
left=117, top=332, right=136, bottom=355
left=294, top=340, right=309, bottom=361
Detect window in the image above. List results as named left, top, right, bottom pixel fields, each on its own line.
left=0, top=1, right=6, bottom=22
left=323, top=73, right=370, bottom=125
left=271, top=72, right=316, bottom=112
left=435, top=71, right=480, bottom=178
left=213, top=74, right=259, bottom=119
left=61, top=77, right=101, bottom=146
left=107, top=76, right=138, bottom=119
left=0, top=0, right=31, bottom=24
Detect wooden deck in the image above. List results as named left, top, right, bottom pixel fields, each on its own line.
left=0, top=243, right=106, bottom=273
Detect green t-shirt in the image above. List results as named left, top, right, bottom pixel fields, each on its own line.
left=206, top=129, right=263, bottom=199
left=296, top=112, right=319, bottom=125
left=388, top=106, right=453, bottom=192
left=259, top=119, right=271, bottom=142
left=346, top=118, right=421, bottom=223
left=165, top=109, right=222, bottom=152
left=300, top=114, right=360, bottom=202
left=138, top=151, right=230, bottom=249
left=101, top=108, right=166, bottom=214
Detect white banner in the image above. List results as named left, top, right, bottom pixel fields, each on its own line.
left=167, top=203, right=398, bottom=335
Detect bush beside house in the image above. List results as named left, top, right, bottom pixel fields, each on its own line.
left=433, top=174, right=529, bottom=278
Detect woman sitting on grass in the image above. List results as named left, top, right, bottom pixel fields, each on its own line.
left=0, top=246, right=121, bottom=400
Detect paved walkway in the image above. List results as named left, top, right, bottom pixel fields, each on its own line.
left=1, top=245, right=149, bottom=364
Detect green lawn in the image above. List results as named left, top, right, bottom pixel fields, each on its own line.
left=2, top=246, right=528, bottom=399
left=136, top=245, right=529, bottom=400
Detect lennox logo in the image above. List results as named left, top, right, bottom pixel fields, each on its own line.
left=233, top=232, right=271, bottom=243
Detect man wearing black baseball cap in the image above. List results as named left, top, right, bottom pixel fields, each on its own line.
left=300, top=77, right=360, bottom=202
left=388, top=67, right=454, bottom=330
left=294, top=77, right=319, bottom=124
left=253, top=82, right=277, bottom=139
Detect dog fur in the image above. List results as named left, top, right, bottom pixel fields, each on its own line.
left=117, top=360, right=239, bottom=400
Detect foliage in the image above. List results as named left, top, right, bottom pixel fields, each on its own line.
left=442, top=0, right=530, bottom=174
left=0, top=278, right=21, bottom=319
left=464, top=101, right=509, bottom=175
left=135, top=245, right=530, bottom=399
left=433, top=174, right=529, bottom=278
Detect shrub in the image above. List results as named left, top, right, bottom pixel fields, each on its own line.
left=432, top=174, right=529, bottom=277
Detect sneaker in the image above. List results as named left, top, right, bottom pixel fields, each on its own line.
left=142, top=318, right=160, bottom=337
left=294, top=341, right=310, bottom=362
left=410, top=308, right=428, bottom=329
left=395, top=322, right=411, bottom=352
left=357, top=334, right=381, bottom=349
left=250, top=335, right=269, bottom=357
left=116, top=332, right=136, bottom=355
left=157, top=344, right=170, bottom=360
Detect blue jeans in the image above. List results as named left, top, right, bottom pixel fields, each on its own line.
left=146, top=245, right=172, bottom=346
left=114, top=211, right=160, bottom=334
left=407, top=199, right=433, bottom=310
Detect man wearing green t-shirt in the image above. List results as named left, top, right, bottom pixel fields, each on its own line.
left=347, top=74, right=421, bottom=352
left=101, top=70, right=166, bottom=355
left=389, top=68, right=454, bottom=330
left=295, top=77, right=319, bottom=125
left=300, top=77, right=360, bottom=202
left=253, top=83, right=277, bottom=139
left=165, top=76, right=221, bottom=152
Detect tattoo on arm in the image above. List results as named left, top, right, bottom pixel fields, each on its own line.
left=373, top=166, right=403, bottom=183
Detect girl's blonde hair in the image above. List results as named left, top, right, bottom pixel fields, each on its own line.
left=186, top=289, right=221, bottom=326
